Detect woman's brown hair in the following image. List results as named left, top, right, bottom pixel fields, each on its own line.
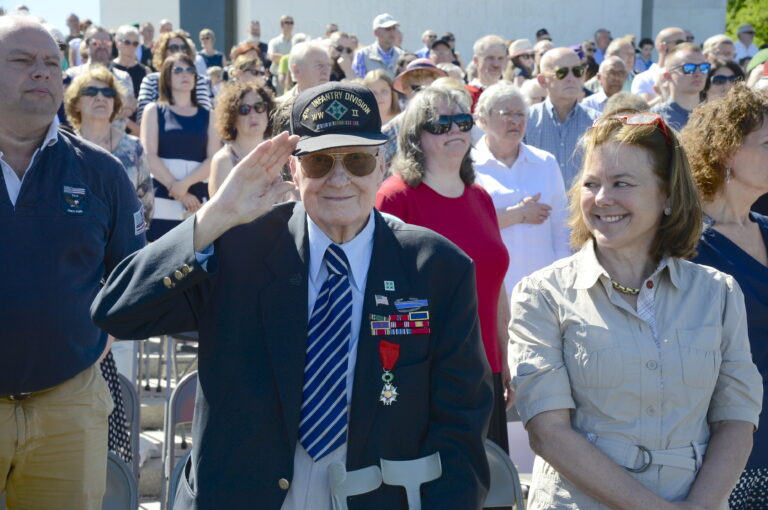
left=158, top=54, right=199, bottom=106
left=568, top=115, right=702, bottom=261
left=214, top=81, right=275, bottom=142
left=64, top=65, right=125, bottom=129
left=152, top=30, right=196, bottom=71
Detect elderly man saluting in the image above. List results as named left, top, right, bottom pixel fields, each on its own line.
left=92, top=81, right=493, bottom=509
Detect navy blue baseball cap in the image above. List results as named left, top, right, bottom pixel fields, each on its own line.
left=290, top=82, right=388, bottom=156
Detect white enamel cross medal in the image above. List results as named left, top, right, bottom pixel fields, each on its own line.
left=378, top=340, right=400, bottom=406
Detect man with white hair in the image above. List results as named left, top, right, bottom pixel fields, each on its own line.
left=277, top=41, right=331, bottom=102
left=735, top=24, right=758, bottom=62
left=582, top=56, right=627, bottom=112
left=525, top=47, right=599, bottom=186
left=466, top=34, right=508, bottom=111
left=702, top=34, right=735, bottom=63
left=415, top=29, right=437, bottom=58
left=351, top=13, right=404, bottom=78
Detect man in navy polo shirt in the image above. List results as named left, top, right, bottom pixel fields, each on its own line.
left=0, top=16, right=144, bottom=510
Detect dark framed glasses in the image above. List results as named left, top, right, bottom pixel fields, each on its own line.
left=592, top=113, right=673, bottom=148
left=335, top=45, right=354, bottom=54
left=711, top=74, right=740, bottom=85
left=422, top=114, right=474, bottom=135
left=168, top=43, right=190, bottom=53
left=172, top=66, right=197, bottom=75
left=244, top=68, right=265, bottom=76
left=120, top=39, right=139, bottom=47
left=549, top=65, right=585, bottom=80
left=519, top=53, right=535, bottom=59
left=81, top=86, right=117, bottom=98
left=238, top=101, right=268, bottom=115
left=673, top=62, right=711, bottom=75
left=282, top=20, right=294, bottom=24
left=299, top=151, right=379, bottom=179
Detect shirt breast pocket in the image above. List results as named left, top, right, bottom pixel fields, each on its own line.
left=676, top=326, right=722, bottom=389
left=563, top=325, right=623, bottom=389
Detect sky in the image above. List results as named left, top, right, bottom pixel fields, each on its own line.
left=11, top=0, right=100, bottom=34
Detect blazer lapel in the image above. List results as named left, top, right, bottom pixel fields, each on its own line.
left=347, top=213, right=414, bottom=467
left=261, top=203, right=309, bottom=443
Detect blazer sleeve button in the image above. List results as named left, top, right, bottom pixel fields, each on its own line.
left=181, top=264, right=192, bottom=274
left=163, top=276, right=174, bottom=288
left=278, top=478, right=290, bottom=490
left=174, top=270, right=184, bottom=281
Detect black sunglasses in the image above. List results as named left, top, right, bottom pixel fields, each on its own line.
left=549, top=65, right=585, bottom=79
left=168, top=43, right=190, bottom=53
left=243, top=68, right=265, bottom=76
left=422, top=114, right=474, bottom=135
left=172, top=66, right=197, bottom=75
left=238, top=101, right=268, bottom=115
left=673, top=62, right=711, bottom=75
left=120, top=39, right=139, bottom=47
left=299, top=151, right=379, bottom=179
left=283, top=20, right=294, bottom=24
left=711, top=74, right=740, bottom=85
left=82, top=86, right=117, bottom=98
left=335, top=45, right=354, bottom=55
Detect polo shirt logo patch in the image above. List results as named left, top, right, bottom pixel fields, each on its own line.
left=62, top=185, right=87, bottom=215
left=134, top=206, right=146, bottom=235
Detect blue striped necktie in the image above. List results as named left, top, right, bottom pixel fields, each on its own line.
left=299, top=244, right=352, bottom=461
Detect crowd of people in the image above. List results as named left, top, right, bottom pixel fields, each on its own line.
left=2, top=4, right=768, bottom=510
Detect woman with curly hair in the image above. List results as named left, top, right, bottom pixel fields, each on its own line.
left=136, top=30, right=212, bottom=123
left=681, top=83, right=768, bottom=510
left=208, top=81, right=275, bottom=195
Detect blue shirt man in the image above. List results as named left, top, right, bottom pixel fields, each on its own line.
left=525, top=47, right=599, bottom=187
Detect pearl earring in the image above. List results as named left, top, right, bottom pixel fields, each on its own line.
left=726, top=167, right=732, bottom=184
left=664, top=207, right=672, bottom=216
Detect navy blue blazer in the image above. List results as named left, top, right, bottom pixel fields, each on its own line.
left=92, top=202, right=493, bottom=509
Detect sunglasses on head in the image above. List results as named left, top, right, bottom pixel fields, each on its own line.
left=82, top=86, right=117, bottom=98
left=592, top=113, right=673, bottom=148
left=548, top=65, right=585, bottom=79
left=172, top=66, right=197, bottom=75
left=120, top=39, right=139, bottom=47
left=238, top=101, right=267, bottom=115
left=335, top=45, right=354, bottom=54
left=299, top=151, right=379, bottom=179
left=673, top=62, right=711, bottom=75
left=422, top=114, right=474, bottom=135
left=711, top=74, right=740, bottom=85
left=168, top=43, right=190, bottom=53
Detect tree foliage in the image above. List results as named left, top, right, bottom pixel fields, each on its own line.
left=727, top=0, right=768, bottom=47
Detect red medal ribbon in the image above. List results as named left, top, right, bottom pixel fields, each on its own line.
left=378, top=340, right=400, bottom=371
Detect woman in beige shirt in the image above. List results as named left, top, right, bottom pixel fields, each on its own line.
left=509, top=113, right=762, bottom=510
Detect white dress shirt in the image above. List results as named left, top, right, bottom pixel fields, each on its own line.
left=734, top=40, right=759, bottom=62
left=1, top=117, right=59, bottom=207
left=472, top=138, right=571, bottom=295
left=581, top=89, right=608, bottom=113
left=280, top=210, right=375, bottom=510
left=630, top=63, right=660, bottom=99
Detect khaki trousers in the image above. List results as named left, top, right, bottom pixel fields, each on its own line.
left=0, top=364, right=114, bottom=510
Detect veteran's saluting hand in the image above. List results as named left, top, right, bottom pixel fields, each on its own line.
left=193, top=131, right=299, bottom=251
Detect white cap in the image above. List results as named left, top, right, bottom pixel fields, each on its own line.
left=738, top=24, right=755, bottom=35
left=373, top=13, right=399, bottom=30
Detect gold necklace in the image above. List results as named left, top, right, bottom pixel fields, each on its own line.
left=610, top=279, right=640, bottom=295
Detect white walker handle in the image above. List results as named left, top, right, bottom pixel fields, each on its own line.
left=380, top=452, right=442, bottom=510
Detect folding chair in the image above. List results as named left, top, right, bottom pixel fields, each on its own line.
left=117, top=373, right=141, bottom=479
left=102, top=451, right=139, bottom=510
left=484, top=439, right=525, bottom=509
left=167, top=450, right=192, bottom=510
left=161, top=371, right=198, bottom=509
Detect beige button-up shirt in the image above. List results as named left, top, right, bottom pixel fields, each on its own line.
left=509, top=240, right=762, bottom=509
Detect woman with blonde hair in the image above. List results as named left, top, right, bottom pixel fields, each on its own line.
left=509, top=112, right=761, bottom=509
left=361, top=69, right=400, bottom=125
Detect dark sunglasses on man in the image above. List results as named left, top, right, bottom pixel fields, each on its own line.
left=282, top=20, right=294, bottom=25
left=711, top=74, right=740, bottom=85
left=168, top=43, right=190, bottom=53
left=422, top=114, right=474, bottom=135
left=238, top=102, right=268, bottom=115
left=172, top=66, right=197, bottom=75
left=548, top=65, right=586, bottom=80
left=81, top=86, right=117, bottom=98
left=120, top=39, right=139, bottom=47
left=335, top=46, right=354, bottom=55
left=299, top=151, right=379, bottom=179
left=672, top=62, right=711, bottom=75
